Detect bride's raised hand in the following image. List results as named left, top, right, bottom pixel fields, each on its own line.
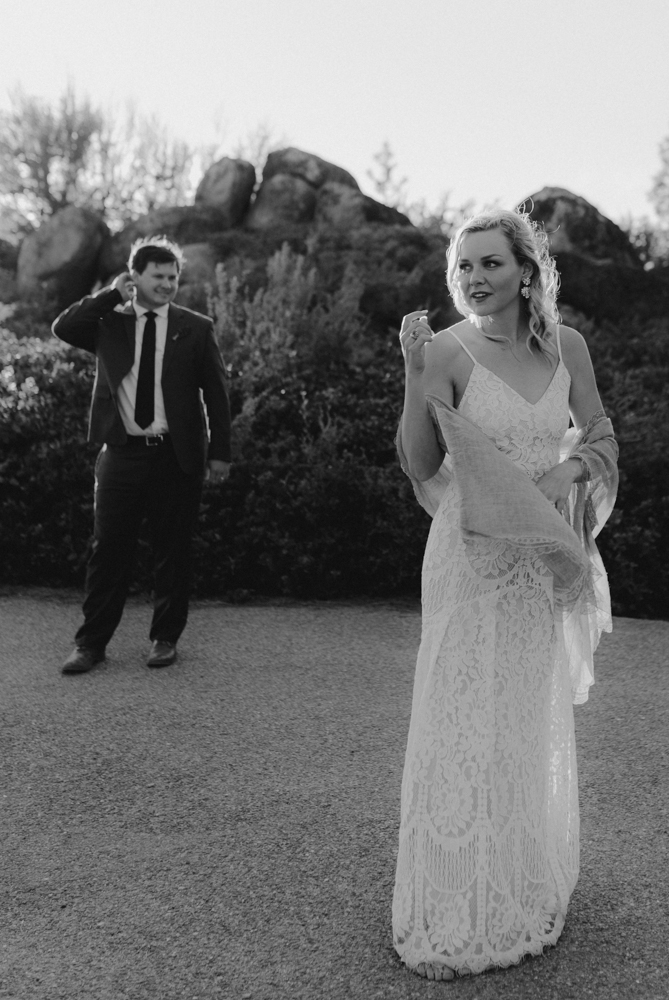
left=400, top=310, right=434, bottom=375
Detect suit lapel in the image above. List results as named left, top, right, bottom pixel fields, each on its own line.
left=162, top=305, right=181, bottom=377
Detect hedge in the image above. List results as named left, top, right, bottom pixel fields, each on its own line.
left=1, top=246, right=667, bottom=619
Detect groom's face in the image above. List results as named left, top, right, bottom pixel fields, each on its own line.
left=132, top=261, right=180, bottom=309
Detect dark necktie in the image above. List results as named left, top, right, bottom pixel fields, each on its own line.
left=134, top=311, right=157, bottom=429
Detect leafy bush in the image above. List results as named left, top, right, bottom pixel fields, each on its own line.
left=0, top=247, right=430, bottom=599
left=203, top=242, right=429, bottom=597
left=0, top=247, right=667, bottom=619
left=561, top=306, right=669, bottom=618
left=0, top=330, right=98, bottom=583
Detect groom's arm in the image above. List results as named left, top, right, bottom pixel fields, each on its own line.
left=198, top=321, right=232, bottom=463
left=52, top=286, right=124, bottom=353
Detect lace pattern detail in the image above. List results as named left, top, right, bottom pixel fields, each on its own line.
left=458, top=360, right=571, bottom=480
left=393, top=356, right=580, bottom=975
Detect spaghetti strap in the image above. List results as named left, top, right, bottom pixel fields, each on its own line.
left=449, top=330, right=478, bottom=364
left=556, top=326, right=563, bottom=362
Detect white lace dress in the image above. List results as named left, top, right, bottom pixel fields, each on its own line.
left=393, top=333, right=579, bottom=975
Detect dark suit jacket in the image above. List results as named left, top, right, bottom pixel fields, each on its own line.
left=52, top=287, right=231, bottom=475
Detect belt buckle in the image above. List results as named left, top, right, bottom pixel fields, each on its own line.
left=146, top=434, right=162, bottom=447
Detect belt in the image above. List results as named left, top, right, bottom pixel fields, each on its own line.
left=125, top=433, right=171, bottom=447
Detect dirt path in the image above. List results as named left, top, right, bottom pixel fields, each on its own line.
left=1, top=593, right=667, bottom=1000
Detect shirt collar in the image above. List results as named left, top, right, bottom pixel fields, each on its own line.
left=134, top=302, right=170, bottom=319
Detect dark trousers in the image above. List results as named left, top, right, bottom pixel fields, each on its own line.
left=75, top=438, right=203, bottom=651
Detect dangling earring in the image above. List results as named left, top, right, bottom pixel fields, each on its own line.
left=521, top=275, right=531, bottom=299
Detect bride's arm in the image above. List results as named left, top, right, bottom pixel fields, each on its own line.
left=535, top=326, right=606, bottom=506
left=399, top=313, right=453, bottom=482
left=560, top=325, right=606, bottom=430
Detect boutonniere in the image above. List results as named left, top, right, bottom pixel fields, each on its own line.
left=172, top=326, right=192, bottom=342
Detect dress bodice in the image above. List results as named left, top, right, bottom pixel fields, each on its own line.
left=457, top=355, right=571, bottom=480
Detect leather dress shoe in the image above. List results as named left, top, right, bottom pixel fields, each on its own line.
left=62, top=646, right=105, bottom=675
left=146, top=640, right=177, bottom=668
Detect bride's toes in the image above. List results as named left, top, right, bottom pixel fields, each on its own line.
left=415, top=962, right=455, bottom=981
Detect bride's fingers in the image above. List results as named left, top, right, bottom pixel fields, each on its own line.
left=401, top=327, right=432, bottom=348
left=409, top=318, right=433, bottom=339
left=401, top=327, right=434, bottom=359
left=402, top=309, right=428, bottom=324
left=400, top=310, right=429, bottom=336
left=409, top=326, right=433, bottom=345
left=400, top=318, right=433, bottom=349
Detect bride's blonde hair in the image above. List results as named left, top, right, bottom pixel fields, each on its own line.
left=446, top=208, right=560, bottom=358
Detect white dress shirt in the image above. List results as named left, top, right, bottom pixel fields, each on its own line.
left=117, top=302, right=170, bottom=435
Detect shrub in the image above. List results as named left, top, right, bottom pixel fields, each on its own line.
left=0, top=248, right=667, bottom=620
left=203, top=242, right=430, bottom=597
left=561, top=306, right=669, bottom=618
left=0, top=330, right=98, bottom=584
left=0, top=247, right=431, bottom=599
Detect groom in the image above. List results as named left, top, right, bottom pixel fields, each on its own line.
left=53, top=237, right=231, bottom=674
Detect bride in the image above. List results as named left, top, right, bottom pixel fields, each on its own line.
left=392, top=209, right=618, bottom=979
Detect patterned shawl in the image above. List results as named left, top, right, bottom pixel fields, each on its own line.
left=397, top=402, right=619, bottom=704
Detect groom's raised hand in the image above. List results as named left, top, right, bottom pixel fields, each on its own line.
left=112, top=272, right=135, bottom=302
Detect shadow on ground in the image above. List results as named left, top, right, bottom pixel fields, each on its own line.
left=0, top=594, right=667, bottom=1000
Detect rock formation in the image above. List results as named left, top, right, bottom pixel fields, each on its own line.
left=247, top=147, right=410, bottom=230
left=315, top=181, right=411, bottom=229
left=521, top=187, right=669, bottom=321
left=194, top=157, right=256, bottom=227
left=99, top=147, right=412, bottom=276
left=16, top=206, right=112, bottom=308
left=5, top=147, right=667, bottom=327
left=523, top=187, right=642, bottom=268
left=247, top=173, right=318, bottom=229
left=263, top=147, right=360, bottom=191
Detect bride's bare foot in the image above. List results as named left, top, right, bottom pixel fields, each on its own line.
left=414, top=962, right=456, bottom=981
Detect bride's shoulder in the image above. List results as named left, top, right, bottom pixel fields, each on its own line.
left=556, top=324, right=591, bottom=357
left=555, top=325, right=596, bottom=383
left=430, top=320, right=470, bottom=356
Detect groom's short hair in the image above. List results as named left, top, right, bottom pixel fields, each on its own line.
left=128, top=236, right=185, bottom=275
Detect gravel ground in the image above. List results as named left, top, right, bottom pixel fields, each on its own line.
left=0, top=592, right=667, bottom=1000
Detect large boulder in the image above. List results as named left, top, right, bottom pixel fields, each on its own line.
left=263, top=147, right=359, bottom=191
left=315, top=182, right=365, bottom=227
left=136, top=146, right=412, bottom=238
left=17, top=206, right=111, bottom=307
left=518, top=188, right=669, bottom=322
left=522, top=187, right=642, bottom=269
left=246, top=174, right=318, bottom=230
left=315, top=182, right=411, bottom=228
left=194, top=157, right=255, bottom=226
left=247, top=148, right=410, bottom=231
left=361, top=196, right=413, bottom=228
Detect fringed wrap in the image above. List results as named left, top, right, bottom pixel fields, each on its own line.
left=397, top=400, right=618, bottom=704
left=559, top=408, right=619, bottom=702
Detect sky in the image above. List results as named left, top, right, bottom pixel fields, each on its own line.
left=1, top=0, right=668, bottom=225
